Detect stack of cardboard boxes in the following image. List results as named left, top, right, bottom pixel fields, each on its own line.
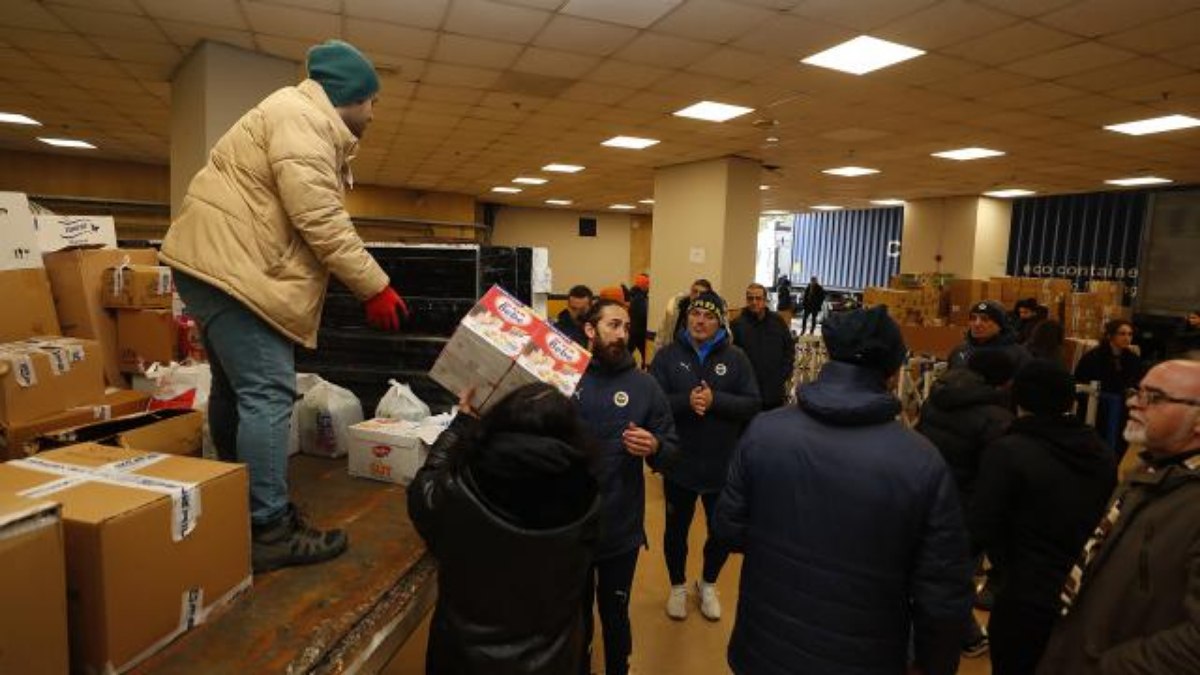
left=1, top=192, right=247, bottom=672
left=863, top=285, right=945, bottom=326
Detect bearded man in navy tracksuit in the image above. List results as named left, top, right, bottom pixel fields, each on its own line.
left=650, top=290, right=760, bottom=622
left=574, top=298, right=679, bottom=675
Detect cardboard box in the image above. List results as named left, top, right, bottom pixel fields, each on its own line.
left=43, top=248, right=159, bottom=387
left=118, top=309, right=177, bottom=373
left=0, top=389, right=151, bottom=461
left=40, top=409, right=204, bottom=457
left=0, top=268, right=61, bottom=342
left=0, top=444, right=251, bottom=673
left=430, top=285, right=591, bottom=411
left=948, top=279, right=986, bottom=314
left=0, top=337, right=106, bottom=426
left=0, top=492, right=68, bottom=675
left=34, top=215, right=117, bottom=253
left=348, top=416, right=449, bottom=485
left=0, top=192, right=42, bottom=272
left=900, top=324, right=966, bottom=360
left=102, top=265, right=174, bottom=310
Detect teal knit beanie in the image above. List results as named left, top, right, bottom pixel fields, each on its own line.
left=306, top=40, right=379, bottom=106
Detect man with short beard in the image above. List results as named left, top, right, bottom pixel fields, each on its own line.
left=1037, top=359, right=1200, bottom=675
left=574, top=298, right=679, bottom=675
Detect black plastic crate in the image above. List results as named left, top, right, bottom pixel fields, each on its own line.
left=320, top=292, right=475, bottom=336
left=298, top=329, right=448, bottom=372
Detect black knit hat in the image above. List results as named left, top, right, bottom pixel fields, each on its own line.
left=970, top=300, right=1008, bottom=328
left=821, top=305, right=907, bottom=374
left=1013, top=359, right=1075, bottom=415
left=1015, top=297, right=1039, bottom=312
left=307, top=40, right=380, bottom=106
left=689, top=290, right=726, bottom=317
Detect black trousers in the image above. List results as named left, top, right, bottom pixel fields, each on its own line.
left=581, top=548, right=639, bottom=675
left=663, top=479, right=729, bottom=586
left=800, top=308, right=820, bottom=334
left=988, top=597, right=1058, bottom=675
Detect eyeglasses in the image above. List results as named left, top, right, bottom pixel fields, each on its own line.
left=745, top=295, right=765, bottom=301
left=1126, top=387, right=1200, bottom=408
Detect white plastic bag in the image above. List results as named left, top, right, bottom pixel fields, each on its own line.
left=297, top=378, right=364, bottom=458
left=375, top=379, right=430, bottom=422
left=145, top=361, right=212, bottom=412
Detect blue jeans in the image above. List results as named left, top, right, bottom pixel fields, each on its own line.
left=175, top=272, right=295, bottom=526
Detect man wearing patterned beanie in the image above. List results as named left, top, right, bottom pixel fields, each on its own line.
left=162, top=39, right=410, bottom=573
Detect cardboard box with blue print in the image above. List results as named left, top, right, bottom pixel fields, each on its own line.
left=33, top=214, right=118, bottom=254
left=102, top=264, right=175, bottom=310
left=0, top=337, right=106, bottom=427
left=0, top=492, right=69, bottom=675
left=0, top=443, right=251, bottom=673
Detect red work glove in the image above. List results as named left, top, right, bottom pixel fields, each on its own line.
left=364, top=286, right=410, bottom=331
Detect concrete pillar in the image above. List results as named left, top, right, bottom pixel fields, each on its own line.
left=648, top=156, right=761, bottom=323
left=900, top=196, right=1012, bottom=279
left=170, top=41, right=299, bottom=216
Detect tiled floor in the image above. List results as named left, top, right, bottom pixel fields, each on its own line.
left=384, top=470, right=992, bottom=674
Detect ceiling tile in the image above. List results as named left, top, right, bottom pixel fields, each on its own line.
left=1161, top=43, right=1200, bottom=70
left=32, top=51, right=129, bottom=77
left=51, top=5, right=168, bottom=41
left=651, top=0, right=774, bottom=44
left=416, top=84, right=487, bottom=104
left=243, top=2, right=339, bottom=41
left=3, top=0, right=74, bottom=31
left=686, top=47, right=778, bottom=81
left=344, top=0, right=449, bottom=29
left=978, top=81, right=1084, bottom=108
left=1038, top=0, right=1198, bottom=38
left=788, top=0, right=940, bottom=32
left=876, top=0, right=1020, bottom=50
left=939, top=20, right=1079, bottom=66
left=444, top=0, right=551, bottom=43
left=157, top=20, right=257, bottom=51
left=560, top=0, right=684, bottom=29
left=1100, top=9, right=1200, bottom=54
left=559, top=81, right=636, bottom=105
left=45, top=0, right=144, bottom=13
left=137, top=0, right=249, bottom=30
left=255, top=34, right=313, bottom=61
left=1003, top=41, right=1137, bottom=79
left=252, top=0, right=342, bottom=12
left=91, top=38, right=183, bottom=66
left=433, top=34, right=525, bottom=69
left=532, top=15, right=638, bottom=56
left=1058, top=58, right=1191, bottom=95
left=615, top=32, right=720, bottom=68
left=616, top=90, right=692, bottom=113
left=584, top=60, right=672, bottom=88
left=512, top=47, right=600, bottom=79
left=732, top=15, right=853, bottom=59
left=344, top=18, right=437, bottom=60
left=919, top=68, right=1035, bottom=100
left=971, top=0, right=1076, bottom=19
left=422, top=63, right=503, bottom=88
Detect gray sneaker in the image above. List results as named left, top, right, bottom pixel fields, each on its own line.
left=252, top=504, right=348, bottom=573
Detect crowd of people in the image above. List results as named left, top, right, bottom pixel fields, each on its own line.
left=408, top=275, right=1200, bottom=675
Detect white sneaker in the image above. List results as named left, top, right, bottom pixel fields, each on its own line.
left=666, top=584, right=688, bottom=620
left=696, top=580, right=721, bottom=621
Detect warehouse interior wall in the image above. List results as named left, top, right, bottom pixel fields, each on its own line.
left=901, top=196, right=984, bottom=277
left=491, top=206, right=633, bottom=294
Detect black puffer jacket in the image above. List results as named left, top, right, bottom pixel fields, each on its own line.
left=409, top=415, right=601, bottom=675
left=650, top=329, right=761, bottom=493
left=1073, top=345, right=1145, bottom=395
left=731, top=310, right=796, bottom=410
left=970, top=415, right=1116, bottom=616
left=916, top=367, right=1013, bottom=507
left=554, top=308, right=587, bottom=347
left=715, top=361, right=973, bottom=675
left=948, top=327, right=1031, bottom=372
left=576, top=351, right=679, bottom=559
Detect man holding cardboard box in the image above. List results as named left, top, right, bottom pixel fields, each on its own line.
left=160, top=40, right=410, bottom=572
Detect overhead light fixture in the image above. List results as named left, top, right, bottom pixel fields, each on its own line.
left=673, top=100, right=755, bottom=123
left=811, top=205, right=843, bottom=211
left=1104, top=114, right=1200, bottom=136
left=871, top=199, right=905, bottom=206
left=513, top=177, right=547, bottom=185
left=601, top=136, right=659, bottom=150
left=801, top=35, right=925, bottom=75
left=932, top=147, right=1004, bottom=161
left=491, top=186, right=522, bottom=193
left=766, top=136, right=780, bottom=143
left=1105, top=176, right=1173, bottom=187
left=762, top=210, right=789, bottom=215
left=823, top=166, right=879, bottom=177
left=984, top=189, right=1035, bottom=198
left=38, top=137, right=96, bottom=149
left=545, top=199, right=573, bottom=206
left=638, top=199, right=655, bottom=204
left=610, top=204, right=636, bottom=210
left=542, top=163, right=585, bottom=173
left=760, top=185, right=770, bottom=191
left=0, top=112, right=40, bottom=126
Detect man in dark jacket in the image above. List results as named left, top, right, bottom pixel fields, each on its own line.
left=731, top=283, right=796, bottom=410
left=948, top=300, right=1032, bottom=371
left=715, top=305, right=973, bottom=675
left=799, top=276, right=825, bottom=335
left=970, top=360, right=1117, bottom=675
left=575, top=298, right=679, bottom=675
left=916, top=349, right=1016, bottom=657
left=1037, top=359, right=1200, bottom=675
left=555, top=284, right=593, bottom=347
left=651, top=290, right=760, bottom=622
left=627, top=274, right=649, bottom=366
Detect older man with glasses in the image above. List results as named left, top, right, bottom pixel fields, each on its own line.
left=1037, top=358, right=1200, bottom=675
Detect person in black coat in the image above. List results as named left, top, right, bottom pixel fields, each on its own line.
left=1075, top=319, right=1145, bottom=459
left=971, top=360, right=1117, bottom=675
left=775, top=275, right=794, bottom=313
left=651, top=290, right=760, bottom=622
left=948, top=300, right=1032, bottom=372
left=627, top=274, right=650, bottom=366
left=731, top=282, right=796, bottom=410
left=799, top=276, right=825, bottom=335
left=575, top=298, right=679, bottom=675
left=554, top=284, right=593, bottom=347
left=1168, top=308, right=1200, bottom=357
left=715, top=305, right=973, bottom=675
left=408, top=383, right=601, bottom=675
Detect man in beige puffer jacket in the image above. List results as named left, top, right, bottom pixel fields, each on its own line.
left=161, top=40, right=407, bottom=573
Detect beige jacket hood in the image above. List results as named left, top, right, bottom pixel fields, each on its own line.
left=161, top=79, right=388, bottom=347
